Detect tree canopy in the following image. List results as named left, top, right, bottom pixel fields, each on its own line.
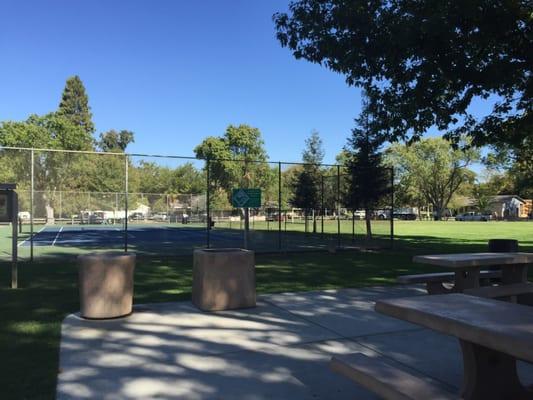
left=194, top=124, right=273, bottom=208
left=274, top=0, right=532, bottom=148
left=344, top=99, right=390, bottom=237
left=98, top=130, right=135, bottom=152
left=57, top=75, right=95, bottom=135
left=386, top=138, right=479, bottom=219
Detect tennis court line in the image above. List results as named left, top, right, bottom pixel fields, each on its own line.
left=17, top=225, right=47, bottom=247
left=51, top=226, right=64, bottom=246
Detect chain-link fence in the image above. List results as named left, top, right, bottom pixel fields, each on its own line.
left=0, top=147, right=394, bottom=260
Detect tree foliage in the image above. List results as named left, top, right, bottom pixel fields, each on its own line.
left=98, top=130, right=135, bottom=152
left=344, top=101, right=389, bottom=237
left=292, top=131, right=324, bottom=211
left=194, top=124, right=272, bottom=208
left=274, top=0, right=532, bottom=147
left=57, top=76, right=95, bottom=135
left=386, top=138, right=479, bottom=219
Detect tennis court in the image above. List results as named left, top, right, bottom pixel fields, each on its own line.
left=2, top=221, right=371, bottom=259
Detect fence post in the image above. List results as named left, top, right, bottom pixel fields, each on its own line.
left=124, top=155, right=129, bottom=252
left=337, top=165, right=341, bottom=248
left=59, top=190, right=62, bottom=221
left=390, top=167, right=394, bottom=248
left=206, top=158, right=210, bottom=248
left=30, top=149, right=34, bottom=262
left=321, top=175, right=324, bottom=235
left=278, top=162, right=282, bottom=250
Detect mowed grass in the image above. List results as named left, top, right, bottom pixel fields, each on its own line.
left=0, top=220, right=531, bottom=399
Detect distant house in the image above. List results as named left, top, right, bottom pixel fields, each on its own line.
left=459, top=195, right=528, bottom=220
left=487, top=195, right=527, bottom=219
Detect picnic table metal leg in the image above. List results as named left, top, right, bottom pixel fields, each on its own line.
left=501, top=264, right=528, bottom=285
left=500, top=264, right=533, bottom=306
left=454, top=269, right=480, bottom=292
left=460, top=340, right=533, bottom=400
left=425, top=269, right=480, bottom=294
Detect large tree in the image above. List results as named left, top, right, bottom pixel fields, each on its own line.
left=292, top=130, right=324, bottom=232
left=274, top=1, right=532, bottom=148
left=386, top=138, right=479, bottom=220
left=98, top=130, right=135, bottom=152
left=344, top=102, right=389, bottom=239
left=57, top=76, right=95, bottom=135
left=0, top=113, right=94, bottom=218
left=484, top=136, right=533, bottom=198
left=194, top=124, right=273, bottom=214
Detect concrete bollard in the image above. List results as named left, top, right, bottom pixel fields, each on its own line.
left=193, top=248, right=255, bottom=311
left=78, top=252, right=136, bottom=319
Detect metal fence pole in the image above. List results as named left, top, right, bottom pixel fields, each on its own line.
left=390, top=167, right=394, bottom=248
left=206, top=158, right=210, bottom=248
left=30, top=149, right=34, bottom=262
left=352, top=210, right=355, bottom=242
left=337, top=165, right=341, bottom=248
left=124, top=155, right=129, bottom=252
left=278, top=162, right=282, bottom=250
left=321, top=175, right=324, bottom=235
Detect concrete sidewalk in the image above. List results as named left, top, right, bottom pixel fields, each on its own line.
left=57, top=285, right=533, bottom=399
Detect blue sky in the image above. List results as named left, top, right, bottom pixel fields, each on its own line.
left=1, top=0, right=491, bottom=167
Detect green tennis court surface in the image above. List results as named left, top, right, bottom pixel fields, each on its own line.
left=0, top=219, right=392, bottom=260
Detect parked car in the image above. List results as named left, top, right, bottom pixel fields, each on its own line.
left=353, top=210, right=366, bottom=220
left=266, top=212, right=285, bottom=222
left=456, top=212, right=491, bottom=221
left=152, top=212, right=168, bottom=221
left=129, top=212, right=145, bottom=221
left=18, top=211, right=31, bottom=221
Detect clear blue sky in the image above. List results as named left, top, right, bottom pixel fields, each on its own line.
left=1, top=0, right=492, bottom=166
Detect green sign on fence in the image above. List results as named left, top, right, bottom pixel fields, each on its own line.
left=232, top=188, right=261, bottom=208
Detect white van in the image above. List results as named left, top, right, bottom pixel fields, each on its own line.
left=18, top=211, right=30, bottom=220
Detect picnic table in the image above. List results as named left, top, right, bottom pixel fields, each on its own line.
left=411, top=252, right=533, bottom=294
left=375, top=294, right=533, bottom=400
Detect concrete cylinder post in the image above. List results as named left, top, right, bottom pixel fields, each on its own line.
left=78, top=252, right=136, bottom=319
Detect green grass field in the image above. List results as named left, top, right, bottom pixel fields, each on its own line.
left=0, top=220, right=531, bottom=398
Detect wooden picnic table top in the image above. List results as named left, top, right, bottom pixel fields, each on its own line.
left=413, top=252, right=533, bottom=269
left=376, top=293, right=533, bottom=363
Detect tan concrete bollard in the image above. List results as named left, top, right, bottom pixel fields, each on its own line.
left=78, top=252, right=136, bottom=319
left=193, top=248, right=256, bottom=311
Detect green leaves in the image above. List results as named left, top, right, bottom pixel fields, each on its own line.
left=194, top=125, right=272, bottom=206
left=57, top=76, right=94, bottom=135
left=275, top=0, right=532, bottom=147
left=386, top=137, right=479, bottom=218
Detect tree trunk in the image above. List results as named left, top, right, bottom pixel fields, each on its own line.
left=365, top=208, right=372, bottom=240
left=434, top=206, right=443, bottom=221
left=312, top=209, right=317, bottom=233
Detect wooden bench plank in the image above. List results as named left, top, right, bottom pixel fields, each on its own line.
left=464, top=282, right=533, bottom=299
left=397, top=270, right=501, bottom=284
left=330, top=353, right=457, bottom=400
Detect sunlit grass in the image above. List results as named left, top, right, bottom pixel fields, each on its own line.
left=0, top=220, right=531, bottom=399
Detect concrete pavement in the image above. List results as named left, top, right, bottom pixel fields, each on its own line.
left=56, top=285, right=533, bottom=399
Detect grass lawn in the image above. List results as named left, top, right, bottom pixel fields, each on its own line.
left=0, top=220, right=531, bottom=399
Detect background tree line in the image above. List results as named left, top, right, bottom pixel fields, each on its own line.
left=0, top=72, right=530, bottom=228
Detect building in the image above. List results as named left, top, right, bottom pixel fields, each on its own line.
left=487, top=195, right=527, bottom=220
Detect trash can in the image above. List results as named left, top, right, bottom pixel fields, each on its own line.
left=488, top=239, right=519, bottom=252
left=78, top=252, right=136, bottom=319
left=192, top=248, right=255, bottom=311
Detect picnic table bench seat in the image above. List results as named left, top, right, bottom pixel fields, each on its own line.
left=397, top=270, right=501, bottom=294
left=397, top=270, right=501, bottom=284
left=464, top=282, right=533, bottom=300
left=330, top=352, right=457, bottom=400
